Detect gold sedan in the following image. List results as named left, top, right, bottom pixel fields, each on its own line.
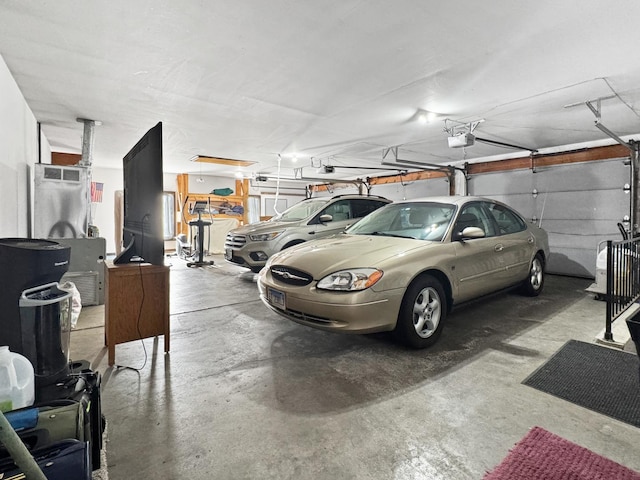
left=258, top=196, right=549, bottom=348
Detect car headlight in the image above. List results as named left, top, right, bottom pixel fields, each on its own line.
left=249, top=231, right=283, bottom=241
left=317, top=268, right=383, bottom=291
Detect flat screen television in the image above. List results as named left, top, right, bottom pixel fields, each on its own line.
left=113, top=122, right=165, bottom=265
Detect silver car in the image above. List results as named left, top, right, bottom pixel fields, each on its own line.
left=258, top=196, right=550, bottom=348
left=224, top=194, right=391, bottom=272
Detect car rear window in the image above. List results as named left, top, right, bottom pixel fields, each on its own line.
left=350, top=199, right=389, bottom=218
left=485, top=203, right=526, bottom=234
left=275, top=198, right=329, bottom=221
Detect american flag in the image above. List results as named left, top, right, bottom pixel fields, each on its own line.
left=91, top=182, right=104, bottom=203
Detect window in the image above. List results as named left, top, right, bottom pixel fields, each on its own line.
left=350, top=199, right=388, bottom=218
left=264, top=197, right=288, bottom=217
left=454, top=203, right=497, bottom=237
left=348, top=202, right=455, bottom=242
left=323, top=200, right=351, bottom=221
left=162, top=192, right=176, bottom=240
left=485, top=202, right=526, bottom=235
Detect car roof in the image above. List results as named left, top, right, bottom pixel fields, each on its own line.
left=304, top=194, right=391, bottom=202
left=394, top=195, right=497, bottom=206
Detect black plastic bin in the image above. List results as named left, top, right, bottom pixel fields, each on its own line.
left=626, top=314, right=640, bottom=382
left=19, top=282, right=72, bottom=390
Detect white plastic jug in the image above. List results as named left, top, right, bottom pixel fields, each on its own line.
left=0, top=346, right=35, bottom=412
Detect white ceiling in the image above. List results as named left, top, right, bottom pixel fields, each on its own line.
left=2, top=1, right=640, bottom=181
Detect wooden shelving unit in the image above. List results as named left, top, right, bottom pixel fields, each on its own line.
left=176, top=176, right=249, bottom=235
left=182, top=193, right=247, bottom=226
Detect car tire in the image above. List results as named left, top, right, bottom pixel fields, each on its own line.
left=520, top=253, right=544, bottom=296
left=394, top=274, right=447, bottom=349
left=250, top=266, right=263, bottom=273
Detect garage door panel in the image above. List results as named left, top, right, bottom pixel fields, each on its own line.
left=469, top=170, right=534, bottom=195
left=544, top=220, right=621, bottom=245
left=372, top=177, right=449, bottom=202
left=534, top=190, right=627, bottom=221
left=469, top=159, right=630, bottom=277
left=490, top=193, right=535, bottom=220
left=313, top=186, right=360, bottom=198
left=547, top=246, right=598, bottom=277
left=533, top=158, right=629, bottom=190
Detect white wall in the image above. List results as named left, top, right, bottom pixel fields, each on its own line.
left=0, top=54, right=41, bottom=238
left=90, top=167, right=123, bottom=255
left=187, top=175, right=236, bottom=195
left=91, top=167, right=179, bottom=255
left=252, top=180, right=308, bottom=218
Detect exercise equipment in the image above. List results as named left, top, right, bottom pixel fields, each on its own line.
left=187, top=201, right=214, bottom=268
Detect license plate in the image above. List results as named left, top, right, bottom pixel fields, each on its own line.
left=267, top=287, right=286, bottom=309
left=224, top=248, right=232, bottom=260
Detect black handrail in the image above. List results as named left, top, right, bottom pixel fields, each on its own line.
left=605, top=236, right=640, bottom=340
left=617, top=222, right=629, bottom=241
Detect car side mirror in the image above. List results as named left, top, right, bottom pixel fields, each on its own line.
left=319, top=214, right=333, bottom=223
left=453, top=226, right=485, bottom=241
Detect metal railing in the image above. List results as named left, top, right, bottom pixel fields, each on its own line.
left=605, top=236, right=640, bottom=340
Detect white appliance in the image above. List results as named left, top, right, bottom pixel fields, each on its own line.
left=33, top=164, right=89, bottom=239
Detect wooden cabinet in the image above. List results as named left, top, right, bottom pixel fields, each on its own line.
left=104, top=262, right=170, bottom=366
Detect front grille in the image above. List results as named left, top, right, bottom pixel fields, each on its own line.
left=284, top=308, right=332, bottom=324
left=270, top=265, right=313, bottom=286
left=225, top=233, right=246, bottom=248
left=269, top=303, right=331, bottom=324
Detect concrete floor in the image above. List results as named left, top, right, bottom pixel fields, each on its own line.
left=70, top=254, right=640, bottom=479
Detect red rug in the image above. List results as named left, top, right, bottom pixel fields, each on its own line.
left=484, top=426, right=640, bottom=480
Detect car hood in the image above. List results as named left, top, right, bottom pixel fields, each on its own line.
left=230, top=220, right=300, bottom=235
left=269, top=234, right=431, bottom=277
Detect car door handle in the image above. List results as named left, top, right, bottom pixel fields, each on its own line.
left=308, top=231, right=315, bottom=235
left=494, top=244, right=504, bottom=252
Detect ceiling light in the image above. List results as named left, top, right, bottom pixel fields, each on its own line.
left=416, top=110, right=439, bottom=124
left=196, top=162, right=205, bottom=182
left=279, top=153, right=300, bottom=162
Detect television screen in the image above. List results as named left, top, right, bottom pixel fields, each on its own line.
left=113, top=122, right=165, bottom=265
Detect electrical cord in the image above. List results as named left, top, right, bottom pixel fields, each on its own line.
left=115, top=214, right=150, bottom=372
left=273, top=154, right=283, bottom=215
left=180, top=194, right=190, bottom=229
left=114, top=261, right=148, bottom=372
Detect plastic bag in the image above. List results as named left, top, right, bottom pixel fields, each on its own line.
left=61, top=281, right=82, bottom=328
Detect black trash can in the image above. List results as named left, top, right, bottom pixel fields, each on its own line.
left=626, top=314, right=640, bottom=383
left=19, top=282, right=72, bottom=391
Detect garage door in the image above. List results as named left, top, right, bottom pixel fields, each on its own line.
left=468, top=158, right=630, bottom=277
left=371, top=176, right=449, bottom=202
left=311, top=185, right=360, bottom=198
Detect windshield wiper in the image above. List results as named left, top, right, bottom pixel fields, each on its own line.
left=359, top=231, right=415, bottom=239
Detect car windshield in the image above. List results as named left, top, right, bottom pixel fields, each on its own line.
left=347, top=202, right=456, bottom=241
left=272, top=198, right=329, bottom=222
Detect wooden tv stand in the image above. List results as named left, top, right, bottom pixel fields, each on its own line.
left=104, top=261, right=170, bottom=366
